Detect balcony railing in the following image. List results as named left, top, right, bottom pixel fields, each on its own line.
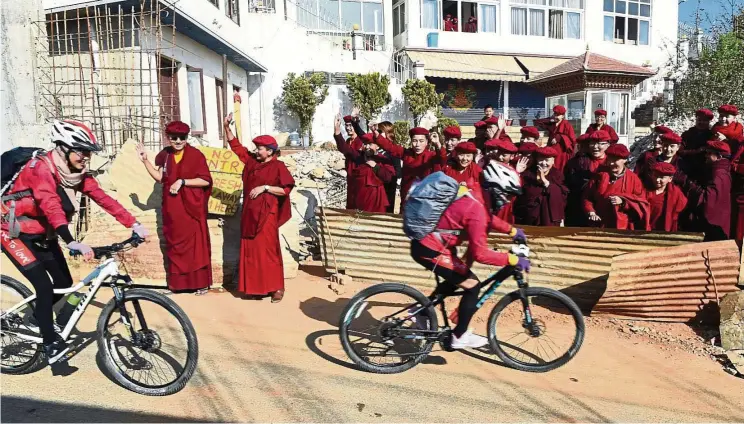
left=247, top=0, right=275, bottom=13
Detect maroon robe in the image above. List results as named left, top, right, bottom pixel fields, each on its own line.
left=647, top=183, right=687, bottom=232
left=585, top=124, right=619, bottom=143
left=375, top=136, right=445, bottom=205
left=634, top=154, right=684, bottom=190
left=336, top=134, right=363, bottom=209
left=714, top=122, right=744, bottom=240
left=514, top=167, right=568, bottom=226
left=564, top=154, right=607, bottom=227
left=680, top=159, right=731, bottom=241
left=155, top=145, right=213, bottom=291
left=679, top=126, right=715, bottom=183
left=582, top=170, right=650, bottom=230
left=335, top=135, right=395, bottom=213
left=538, top=118, right=575, bottom=172
left=228, top=138, right=295, bottom=295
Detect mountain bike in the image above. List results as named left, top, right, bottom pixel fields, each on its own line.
left=0, top=234, right=199, bottom=396
left=339, top=241, right=585, bottom=374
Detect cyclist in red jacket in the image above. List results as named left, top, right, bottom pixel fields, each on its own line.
left=1, top=120, right=148, bottom=363
left=411, top=162, right=530, bottom=349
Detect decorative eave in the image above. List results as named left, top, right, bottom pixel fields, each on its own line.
left=529, top=71, right=654, bottom=97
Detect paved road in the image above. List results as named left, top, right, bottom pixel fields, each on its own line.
left=2, top=269, right=743, bottom=423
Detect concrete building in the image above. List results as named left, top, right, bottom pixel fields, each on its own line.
left=393, top=0, right=679, bottom=143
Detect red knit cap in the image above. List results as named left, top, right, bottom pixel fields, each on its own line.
left=576, top=133, right=591, bottom=144
left=409, top=127, right=430, bottom=137
left=518, top=142, right=539, bottom=154
left=594, top=109, right=607, bottom=116
left=360, top=133, right=375, bottom=144
left=473, top=121, right=487, bottom=129
left=165, top=120, right=190, bottom=136
left=696, top=109, right=714, bottom=120
left=653, top=125, right=674, bottom=135
left=495, top=139, right=518, bottom=153
left=455, top=141, right=477, bottom=154
left=707, top=140, right=731, bottom=156
left=442, top=126, right=461, bottom=139
left=520, top=126, right=540, bottom=139
left=536, top=146, right=559, bottom=158
left=653, top=162, right=677, bottom=176
left=253, top=135, right=279, bottom=150
left=553, top=105, right=566, bottom=115
left=343, top=115, right=353, bottom=123
left=588, top=130, right=611, bottom=142
left=605, top=143, right=630, bottom=159
left=718, top=104, right=739, bottom=116
left=659, top=132, right=682, bottom=144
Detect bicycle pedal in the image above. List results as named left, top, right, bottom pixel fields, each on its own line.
left=46, top=347, right=72, bottom=365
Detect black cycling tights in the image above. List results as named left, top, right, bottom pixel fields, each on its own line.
left=2, top=235, right=73, bottom=344
left=453, top=286, right=479, bottom=338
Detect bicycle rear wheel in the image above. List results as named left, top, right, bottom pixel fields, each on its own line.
left=0, top=276, right=44, bottom=374
left=338, top=283, right=439, bottom=374
left=96, top=288, right=198, bottom=396
left=487, top=287, right=584, bottom=373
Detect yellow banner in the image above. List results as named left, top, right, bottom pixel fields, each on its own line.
left=197, top=146, right=245, bottom=216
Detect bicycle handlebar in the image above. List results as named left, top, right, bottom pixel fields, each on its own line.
left=70, top=232, right=145, bottom=259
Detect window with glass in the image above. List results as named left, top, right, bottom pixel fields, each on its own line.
left=422, top=0, right=441, bottom=29
left=393, top=2, right=406, bottom=36
left=297, top=0, right=383, bottom=36
left=510, top=0, right=582, bottom=39
left=186, top=68, right=206, bottom=135
left=603, top=0, right=650, bottom=45
left=425, top=0, right=500, bottom=33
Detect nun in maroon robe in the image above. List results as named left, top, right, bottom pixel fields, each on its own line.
left=374, top=127, right=445, bottom=206
left=679, top=140, right=732, bottom=241
left=646, top=162, right=687, bottom=232
left=536, top=105, right=575, bottom=172
left=679, top=109, right=715, bottom=183
left=514, top=146, right=568, bottom=226
left=583, top=144, right=650, bottom=231
left=713, top=105, right=744, bottom=241
left=634, top=132, right=684, bottom=190
left=147, top=121, right=213, bottom=293
left=584, top=109, right=619, bottom=143
left=564, top=132, right=609, bottom=227
left=338, top=115, right=362, bottom=209
left=334, top=131, right=395, bottom=213
left=225, top=120, right=295, bottom=302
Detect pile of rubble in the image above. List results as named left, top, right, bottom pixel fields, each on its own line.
left=279, top=148, right=348, bottom=209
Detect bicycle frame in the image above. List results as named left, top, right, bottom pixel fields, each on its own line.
left=1, top=258, right=123, bottom=343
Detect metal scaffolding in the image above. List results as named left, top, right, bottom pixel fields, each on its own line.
left=35, top=0, right=177, bottom=153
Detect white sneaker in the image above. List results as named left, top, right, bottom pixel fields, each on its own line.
left=450, top=330, right=488, bottom=349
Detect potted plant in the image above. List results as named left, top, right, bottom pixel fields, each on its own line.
left=517, top=107, right=529, bottom=126
left=533, top=109, right=543, bottom=126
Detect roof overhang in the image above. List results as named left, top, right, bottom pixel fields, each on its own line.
left=404, top=49, right=527, bottom=82
left=529, top=70, right=655, bottom=96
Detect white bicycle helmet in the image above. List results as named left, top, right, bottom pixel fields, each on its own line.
left=50, top=119, right=102, bottom=152
left=482, top=161, right=522, bottom=212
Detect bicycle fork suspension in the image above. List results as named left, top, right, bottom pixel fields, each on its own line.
left=515, top=275, right=537, bottom=334
left=111, top=286, right=149, bottom=341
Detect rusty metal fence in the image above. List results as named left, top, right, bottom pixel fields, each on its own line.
left=317, top=208, right=707, bottom=309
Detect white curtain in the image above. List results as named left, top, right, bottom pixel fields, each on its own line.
left=511, top=7, right=527, bottom=35
left=529, top=8, right=544, bottom=36
left=422, top=0, right=439, bottom=29
left=549, top=10, right=562, bottom=38
left=480, top=4, right=497, bottom=32
left=566, top=12, right=580, bottom=38
left=187, top=71, right=204, bottom=132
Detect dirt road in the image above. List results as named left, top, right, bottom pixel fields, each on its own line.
left=2, top=268, right=743, bottom=423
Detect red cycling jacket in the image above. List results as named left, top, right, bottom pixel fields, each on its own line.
left=1, top=152, right=136, bottom=237
left=419, top=192, right=513, bottom=268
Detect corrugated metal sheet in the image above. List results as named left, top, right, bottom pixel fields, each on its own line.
left=406, top=51, right=526, bottom=82
left=317, top=208, right=704, bottom=304
left=593, top=240, right=742, bottom=322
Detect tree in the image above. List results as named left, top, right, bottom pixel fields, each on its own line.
left=280, top=73, right=329, bottom=144
left=662, top=2, right=744, bottom=120
left=402, top=79, right=444, bottom=126
left=345, top=73, right=391, bottom=123
left=436, top=116, right=459, bottom=130
left=393, top=121, right=411, bottom=148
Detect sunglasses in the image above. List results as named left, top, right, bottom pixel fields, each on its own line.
left=169, top=135, right=187, bottom=141
left=71, top=150, right=92, bottom=160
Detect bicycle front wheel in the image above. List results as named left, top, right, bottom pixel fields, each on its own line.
left=339, top=283, right=439, bottom=374
left=487, top=287, right=584, bottom=373
left=96, top=288, right=198, bottom=396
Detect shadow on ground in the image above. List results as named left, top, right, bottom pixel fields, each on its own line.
left=1, top=396, right=211, bottom=423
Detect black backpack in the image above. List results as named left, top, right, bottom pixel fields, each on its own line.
left=1, top=147, right=46, bottom=197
